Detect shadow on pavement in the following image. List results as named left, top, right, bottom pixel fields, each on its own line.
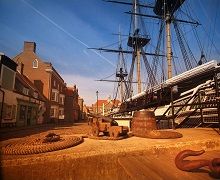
left=0, top=122, right=82, bottom=141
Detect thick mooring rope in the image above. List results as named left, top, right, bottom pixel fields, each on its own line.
left=1, top=133, right=83, bottom=155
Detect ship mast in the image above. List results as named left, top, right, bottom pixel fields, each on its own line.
left=128, top=0, right=191, bottom=80
left=90, top=0, right=166, bottom=102
left=134, top=0, right=142, bottom=92
left=127, top=0, right=151, bottom=94
left=165, top=1, right=173, bottom=79
left=154, top=0, right=187, bottom=79
left=119, top=28, right=124, bottom=102
left=117, top=26, right=127, bottom=102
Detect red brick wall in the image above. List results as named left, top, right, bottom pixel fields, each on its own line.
left=13, top=42, right=66, bottom=123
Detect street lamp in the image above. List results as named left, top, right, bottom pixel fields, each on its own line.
left=96, top=91, right=99, bottom=114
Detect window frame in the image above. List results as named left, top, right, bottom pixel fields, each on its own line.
left=32, top=59, right=38, bottom=69
left=51, top=89, right=59, bottom=102
left=59, top=94, right=65, bottom=105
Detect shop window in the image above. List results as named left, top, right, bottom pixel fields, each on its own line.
left=3, top=105, right=16, bottom=119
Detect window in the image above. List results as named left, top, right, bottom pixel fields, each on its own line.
left=53, top=80, right=56, bottom=87
left=32, top=59, right=38, bottom=68
left=3, top=105, right=16, bottom=119
left=50, top=108, right=55, bottom=117
left=59, top=95, right=65, bottom=105
left=1, top=65, right=16, bottom=90
left=58, top=108, right=64, bottom=119
left=59, top=109, right=64, bottom=116
left=23, top=87, right=29, bottom=95
left=50, top=106, right=58, bottom=118
left=51, top=92, right=55, bottom=101
left=33, top=92, right=38, bottom=98
left=51, top=89, right=59, bottom=102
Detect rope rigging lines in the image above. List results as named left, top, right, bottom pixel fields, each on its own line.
left=93, top=0, right=220, bottom=111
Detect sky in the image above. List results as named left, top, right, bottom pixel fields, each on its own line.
left=0, top=0, right=220, bottom=105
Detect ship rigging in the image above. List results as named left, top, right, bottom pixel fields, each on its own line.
left=90, top=0, right=220, bottom=129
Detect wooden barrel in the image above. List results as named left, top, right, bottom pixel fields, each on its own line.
left=132, top=110, right=157, bottom=137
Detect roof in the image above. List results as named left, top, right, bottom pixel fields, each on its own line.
left=1, top=54, right=17, bottom=71
left=15, top=72, right=47, bottom=102
left=94, top=99, right=121, bottom=107
left=13, top=42, right=65, bottom=83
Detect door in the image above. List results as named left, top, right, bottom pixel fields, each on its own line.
left=27, top=106, right=32, bottom=126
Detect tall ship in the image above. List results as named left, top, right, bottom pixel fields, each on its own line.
left=92, top=0, right=220, bottom=129
left=1, top=1, right=220, bottom=180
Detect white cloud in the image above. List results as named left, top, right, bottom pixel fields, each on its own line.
left=62, top=74, right=115, bottom=106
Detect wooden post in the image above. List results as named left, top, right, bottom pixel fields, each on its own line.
left=198, top=91, right=204, bottom=124
left=96, top=91, right=99, bottom=114
left=166, top=13, right=172, bottom=79
left=171, top=87, right=175, bottom=129
left=136, top=49, right=142, bottom=93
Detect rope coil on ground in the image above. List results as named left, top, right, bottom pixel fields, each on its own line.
left=143, top=130, right=183, bottom=139
left=0, top=134, right=83, bottom=155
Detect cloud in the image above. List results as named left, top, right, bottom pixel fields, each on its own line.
left=62, top=74, right=115, bottom=105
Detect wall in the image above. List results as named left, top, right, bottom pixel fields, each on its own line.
left=13, top=53, right=50, bottom=99
left=1, top=89, right=45, bottom=127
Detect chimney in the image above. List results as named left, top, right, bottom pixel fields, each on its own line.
left=24, top=41, right=36, bottom=53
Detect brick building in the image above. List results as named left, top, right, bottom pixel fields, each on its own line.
left=0, top=54, right=46, bottom=127
left=64, top=85, right=80, bottom=123
left=13, top=41, right=66, bottom=123
left=92, top=99, right=120, bottom=115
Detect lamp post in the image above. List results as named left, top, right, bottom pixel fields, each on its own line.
left=96, top=91, right=99, bottom=114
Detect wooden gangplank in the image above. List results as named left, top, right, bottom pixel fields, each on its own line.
left=118, top=150, right=220, bottom=180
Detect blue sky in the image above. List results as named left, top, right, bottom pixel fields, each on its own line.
left=0, top=0, right=220, bottom=105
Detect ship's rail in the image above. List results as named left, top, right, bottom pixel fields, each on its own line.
left=156, top=77, right=220, bottom=129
